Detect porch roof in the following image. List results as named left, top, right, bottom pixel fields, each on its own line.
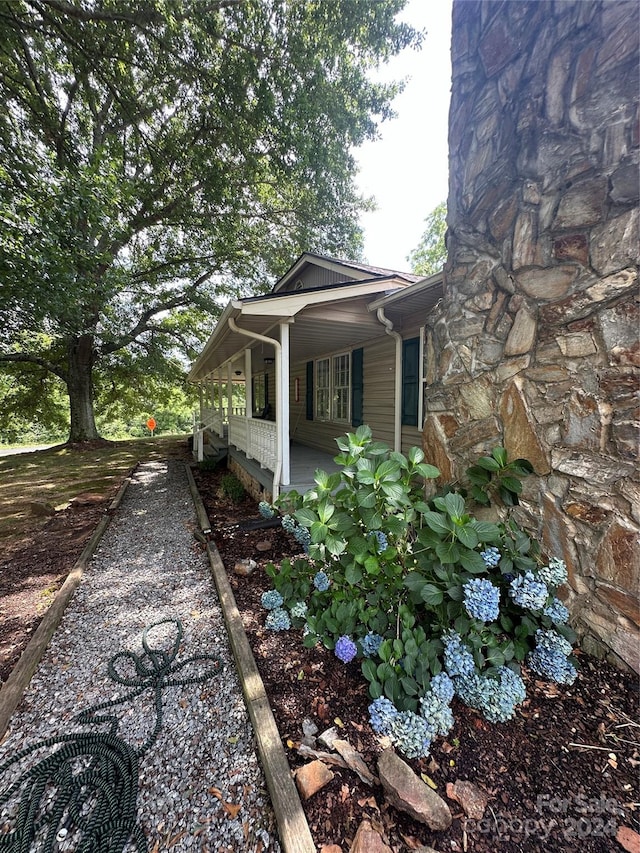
left=188, top=274, right=414, bottom=382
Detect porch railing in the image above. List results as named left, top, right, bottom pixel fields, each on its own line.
left=228, top=415, right=277, bottom=472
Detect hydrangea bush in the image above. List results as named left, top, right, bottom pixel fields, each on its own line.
left=259, top=426, right=577, bottom=759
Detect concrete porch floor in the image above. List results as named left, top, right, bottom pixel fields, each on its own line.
left=226, top=440, right=341, bottom=497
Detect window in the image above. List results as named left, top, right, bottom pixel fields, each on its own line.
left=316, top=358, right=330, bottom=420
left=315, top=352, right=351, bottom=422
left=332, top=353, right=350, bottom=423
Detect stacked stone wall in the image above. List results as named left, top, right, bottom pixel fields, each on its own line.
left=424, top=0, right=639, bottom=670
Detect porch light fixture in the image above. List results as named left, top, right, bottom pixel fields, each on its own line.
left=235, top=370, right=242, bottom=376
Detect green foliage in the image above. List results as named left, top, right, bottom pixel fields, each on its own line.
left=0, top=0, right=421, bottom=441
left=407, top=201, right=447, bottom=276
left=263, top=427, right=577, bottom=734
left=220, top=474, right=245, bottom=503
left=465, top=446, right=535, bottom=507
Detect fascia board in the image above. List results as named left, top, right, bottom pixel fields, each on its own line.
left=366, top=271, right=444, bottom=312
left=241, top=278, right=406, bottom=316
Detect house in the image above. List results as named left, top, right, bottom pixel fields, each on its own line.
left=188, top=253, right=443, bottom=499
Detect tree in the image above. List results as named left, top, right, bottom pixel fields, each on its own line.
left=407, top=201, right=447, bottom=276
left=0, top=0, right=420, bottom=443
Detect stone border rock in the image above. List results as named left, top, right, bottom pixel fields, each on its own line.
left=184, top=463, right=316, bottom=853
left=0, top=468, right=134, bottom=741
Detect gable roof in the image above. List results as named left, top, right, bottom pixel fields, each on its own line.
left=271, top=251, right=422, bottom=293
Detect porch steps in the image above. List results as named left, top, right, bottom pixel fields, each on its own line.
left=202, top=432, right=228, bottom=465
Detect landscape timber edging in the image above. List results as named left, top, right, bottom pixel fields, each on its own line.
left=0, top=467, right=135, bottom=742
left=184, top=462, right=316, bottom=853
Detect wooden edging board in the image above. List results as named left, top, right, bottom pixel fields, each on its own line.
left=0, top=469, right=135, bottom=742
left=184, top=463, right=316, bottom=853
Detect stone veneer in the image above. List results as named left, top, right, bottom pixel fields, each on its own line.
left=423, top=0, right=639, bottom=670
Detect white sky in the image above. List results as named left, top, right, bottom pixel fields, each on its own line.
left=355, top=0, right=453, bottom=271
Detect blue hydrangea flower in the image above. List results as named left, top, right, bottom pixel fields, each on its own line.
left=265, top=608, right=291, bottom=631
left=334, top=635, right=358, bottom=663
left=480, top=546, right=501, bottom=568
left=463, top=578, right=500, bottom=622
left=420, top=677, right=455, bottom=737
left=281, top=514, right=297, bottom=533
left=533, top=628, right=573, bottom=656
left=360, top=632, right=384, bottom=658
left=258, top=501, right=276, bottom=519
left=289, top=601, right=308, bottom=619
left=429, top=672, right=455, bottom=705
left=370, top=530, right=388, bottom=552
left=454, top=667, right=526, bottom=723
left=543, top=598, right=569, bottom=625
left=509, top=571, right=549, bottom=611
left=261, top=589, right=284, bottom=610
left=313, top=570, right=330, bottom=592
left=538, top=557, right=568, bottom=588
left=368, top=697, right=398, bottom=735
left=389, top=710, right=435, bottom=759
left=293, top=525, right=311, bottom=550
left=442, top=630, right=476, bottom=679
left=528, top=647, right=577, bottom=685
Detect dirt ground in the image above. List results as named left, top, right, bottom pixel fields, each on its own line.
left=1, top=454, right=638, bottom=853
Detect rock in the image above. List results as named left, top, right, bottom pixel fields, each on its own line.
left=333, top=738, right=376, bottom=786
left=233, top=558, right=257, bottom=577
left=294, top=760, right=334, bottom=800
left=28, top=501, right=56, bottom=517
left=617, top=825, right=640, bottom=853
left=318, top=726, right=340, bottom=750
left=377, top=749, right=452, bottom=831
left=255, top=539, right=272, bottom=552
left=71, top=492, right=106, bottom=506
left=302, top=717, right=318, bottom=747
left=320, top=846, right=343, bottom=853
left=349, top=820, right=392, bottom=853
left=445, top=779, right=488, bottom=819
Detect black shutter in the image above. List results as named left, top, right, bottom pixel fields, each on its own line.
left=306, top=361, right=314, bottom=420
left=351, top=347, right=364, bottom=427
left=401, top=337, right=420, bottom=427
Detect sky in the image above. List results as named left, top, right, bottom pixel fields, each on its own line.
left=355, top=0, right=453, bottom=271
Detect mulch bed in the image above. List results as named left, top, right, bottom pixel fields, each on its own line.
left=1, top=454, right=637, bottom=853
left=192, top=464, right=640, bottom=853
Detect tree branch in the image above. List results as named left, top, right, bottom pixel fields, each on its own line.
left=0, top=352, right=68, bottom=383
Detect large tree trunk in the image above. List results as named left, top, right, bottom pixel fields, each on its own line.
left=67, top=335, right=100, bottom=442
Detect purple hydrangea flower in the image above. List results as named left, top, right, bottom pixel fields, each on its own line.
left=334, top=635, right=358, bottom=663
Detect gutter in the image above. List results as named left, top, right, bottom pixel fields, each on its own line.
left=228, top=317, right=283, bottom=499
left=376, top=307, right=402, bottom=453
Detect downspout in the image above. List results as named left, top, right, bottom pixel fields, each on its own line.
left=376, top=307, right=402, bottom=453
left=228, top=317, right=283, bottom=499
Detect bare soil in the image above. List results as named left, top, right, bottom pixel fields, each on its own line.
left=1, top=452, right=638, bottom=853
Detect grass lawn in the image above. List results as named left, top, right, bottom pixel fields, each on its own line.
left=0, top=435, right=189, bottom=547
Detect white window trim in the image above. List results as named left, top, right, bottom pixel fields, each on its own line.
left=315, top=350, right=351, bottom=424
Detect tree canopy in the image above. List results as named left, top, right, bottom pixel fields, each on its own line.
left=407, top=201, right=447, bottom=277
left=0, top=0, right=420, bottom=442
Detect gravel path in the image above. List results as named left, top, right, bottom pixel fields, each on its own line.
left=0, top=459, right=282, bottom=852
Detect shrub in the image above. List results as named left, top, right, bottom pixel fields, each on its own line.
left=261, top=425, right=577, bottom=759
left=220, top=473, right=245, bottom=502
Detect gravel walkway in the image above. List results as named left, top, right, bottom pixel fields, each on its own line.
left=0, top=459, right=282, bottom=853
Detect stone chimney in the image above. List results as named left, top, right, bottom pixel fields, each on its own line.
left=423, top=0, right=639, bottom=670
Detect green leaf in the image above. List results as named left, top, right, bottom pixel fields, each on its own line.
left=415, top=462, right=441, bottom=479
left=472, top=521, right=502, bottom=542
left=456, top=525, right=478, bottom=549
left=475, top=456, right=501, bottom=472
left=443, top=492, right=466, bottom=519
left=408, top=446, right=424, bottom=464
left=420, top=583, right=444, bottom=606
left=486, top=647, right=505, bottom=667
left=501, top=475, right=523, bottom=494
left=310, top=521, right=329, bottom=543
left=380, top=481, right=405, bottom=502
left=344, top=564, right=363, bottom=585
left=325, top=533, right=346, bottom=556
left=375, top=459, right=401, bottom=480
left=364, top=555, right=380, bottom=575
left=368, top=680, right=383, bottom=699
left=400, top=676, right=419, bottom=696
left=459, top=549, right=488, bottom=573
left=361, top=658, right=378, bottom=682
left=423, top=511, right=452, bottom=536
left=436, top=540, right=460, bottom=564
left=295, top=507, right=317, bottom=527
left=492, top=447, right=508, bottom=467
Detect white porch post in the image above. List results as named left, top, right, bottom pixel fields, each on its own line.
left=198, top=384, right=204, bottom=421
left=227, top=363, right=233, bottom=421
left=279, top=321, right=291, bottom=485
left=218, top=375, right=224, bottom=423
left=245, top=349, right=252, bottom=417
